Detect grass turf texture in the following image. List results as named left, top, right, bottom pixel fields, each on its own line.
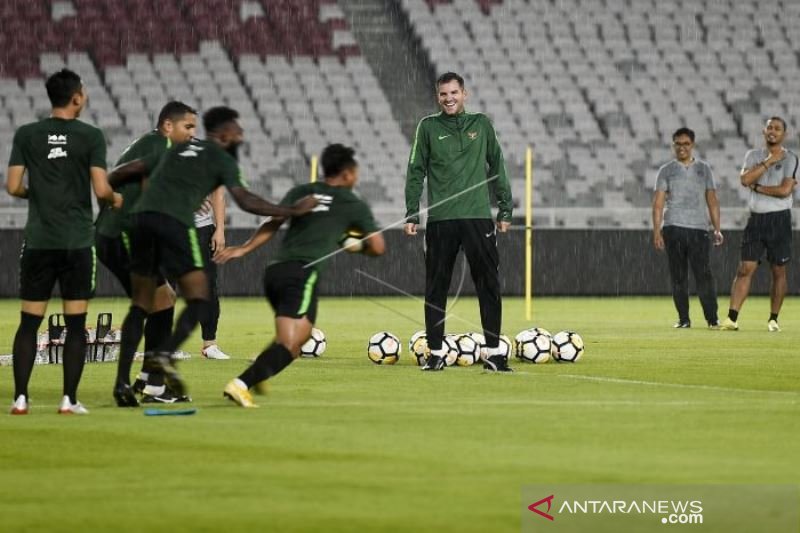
left=0, top=296, right=798, bottom=532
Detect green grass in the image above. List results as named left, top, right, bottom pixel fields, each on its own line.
left=0, top=296, right=798, bottom=532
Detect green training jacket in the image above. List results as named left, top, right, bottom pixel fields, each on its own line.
left=405, top=110, right=512, bottom=224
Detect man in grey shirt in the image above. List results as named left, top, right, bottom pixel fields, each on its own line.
left=721, top=116, right=798, bottom=332
left=653, top=127, right=723, bottom=328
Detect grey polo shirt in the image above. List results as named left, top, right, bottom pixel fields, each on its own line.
left=742, top=148, right=798, bottom=213
left=655, top=158, right=716, bottom=230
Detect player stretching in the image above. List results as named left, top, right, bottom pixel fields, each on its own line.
left=5, top=69, right=121, bottom=415
left=97, top=101, right=198, bottom=406
left=215, top=144, right=385, bottom=407
left=108, top=106, right=317, bottom=404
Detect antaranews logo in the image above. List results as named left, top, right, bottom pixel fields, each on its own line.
left=527, top=493, right=703, bottom=526
left=523, top=485, right=798, bottom=532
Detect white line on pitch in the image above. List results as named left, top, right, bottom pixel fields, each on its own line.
left=560, top=374, right=800, bottom=397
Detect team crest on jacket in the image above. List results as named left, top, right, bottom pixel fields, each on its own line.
left=467, top=131, right=478, bottom=140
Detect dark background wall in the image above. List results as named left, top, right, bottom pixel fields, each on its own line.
left=0, top=228, right=792, bottom=297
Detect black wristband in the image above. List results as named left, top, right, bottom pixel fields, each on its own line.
left=753, top=183, right=760, bottom=192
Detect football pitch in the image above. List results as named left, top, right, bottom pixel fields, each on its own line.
left=0, top=296, right=798, bottom=532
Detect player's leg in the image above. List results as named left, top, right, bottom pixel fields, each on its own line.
left=723, top=217, right=762, bottom=330
left=135, top=280, right=176, bottom=398
left=423, top=220, right=461, bottom=370
left=765, top=211, right=791, bottom=331
left=663, top=226, right=691, bottom=326
left=687, top=229, right=718, bottom=327
left=196, top=224, right=226, bottom=359
left=11, top=246, right=56, bottom=414
left=224, top=262, right=316, bottom=407
left=158, top=269, right=210, bottom=355
left=115, top=216, right=160, bottom=406
left=56, top=246, right=97, bottom=414
left=460, top=219, right=510, bottom=371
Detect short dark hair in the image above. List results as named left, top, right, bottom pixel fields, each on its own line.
left=45, top=69, right=83, bottom=108
left=672, top=127, right=695, bottom=142
left=767, top=116, right=787, bottom=130
left=157, top=101, right=197, bottom=127
left=202, top=106, right=240, bottom=134
left=436, top=72, right=464, bottom=90
left=321, top=144, right=357, bottom=178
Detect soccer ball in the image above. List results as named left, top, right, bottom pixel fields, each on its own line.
left=552, top=331, right=584, bottom=363
left=442, top=335, right=460, bottom=366
left=299, top=328, right=327, bottom=358
left=454, top=334, right=480, bottom=366
left=514, top=328, right=552, bottom=364
left=409, top=330, right=429, bottom=366
left=367, top=331, right=401, bottom=365
left=338, top=228, right=365, bottom=253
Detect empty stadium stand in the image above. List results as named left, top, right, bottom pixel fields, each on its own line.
left=1, top=0, right=799, bottom=227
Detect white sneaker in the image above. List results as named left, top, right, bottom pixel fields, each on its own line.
left=10, top=395, right=28, bottom=415
left=57, top=396, right=89, bottom=415
left=768, top=320, right=781, bottom=332
left=202, top=345, right=230, bottom=360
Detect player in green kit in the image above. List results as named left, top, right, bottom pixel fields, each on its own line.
left=107, top=106, right=317, bottom=404
left=214, top=144, right=385, bottom=408
left=5, top=69, right=121, bottom=415
left=97, top=101, right=198, bottom=406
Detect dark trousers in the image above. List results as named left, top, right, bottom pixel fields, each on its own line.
left=196, top=224, right=221, bottom=341
left=662, top=225, right=718, bottom=324
left=425, top=219, right=502, bottom=349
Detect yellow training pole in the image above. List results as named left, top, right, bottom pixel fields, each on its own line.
left=525, top=147, right=533, bottom=321
left=310, top=155, right=318, bottom=183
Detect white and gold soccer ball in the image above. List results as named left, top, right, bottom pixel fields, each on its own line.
left=409, top=330, right=429, bottom=366
left=299, top=328, right=327, bottom=358
left=454, top=334, right=480, bottom=366
left=367, top=331, right=401, bottom=365
left=552, top=330, right=584, bottom=363
left=514, top=328, right=552, bottom=364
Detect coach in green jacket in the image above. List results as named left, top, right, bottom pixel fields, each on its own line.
left=404, top=72, right=513, bottom=372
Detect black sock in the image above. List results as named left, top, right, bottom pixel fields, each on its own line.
left=728, top=309, right=739, bottom=322
left=118, top=306, right=148, bottom=385
left=237, top=343, right=294, bottom=388
left=62, top=313, right=87, bottom=404
left=159, top=299, right=209, bottom=354
left=12, top=312, right=43, bottom=400
left=769, top=313, right=778, bottom=322
left=144, top=307, right=174, bottom=352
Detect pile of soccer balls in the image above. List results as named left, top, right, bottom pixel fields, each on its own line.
left=298, top=327, right=585, bottom=366
left=514, top=327, right=584, bottom=363
left=366, top=328, right=584, bottom=366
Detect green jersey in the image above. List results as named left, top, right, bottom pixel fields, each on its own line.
left=405, top=111, right=512, bottom=224
left=132, top=139, right=246, bottom=227
left=95, top=130, right=171, bottom=237
left=8, top=117, right=107, bottom=249
left=273, top=182, right=378, bottom=269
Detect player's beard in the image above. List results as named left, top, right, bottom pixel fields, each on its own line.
left=226, top=142, right=242, bottom=161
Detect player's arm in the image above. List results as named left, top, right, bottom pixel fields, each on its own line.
left=91, top=167, right=122, bottom=208
left=362, top=232, right=386, bottom=256
left=740, top=149, right=784, bottom=186
left=651, top=190, right=666, bottom=251
left=227, top=186, right=316, bottom=217
left=5, top=166, right=27, bottom=198
left=210, top=186, right=226, bottom=251
left=213, top=217, right=284, bottom=264
left=705, top=189, right=723, bottom=245
left=485, top=118, right=512, bottom=232
left=107, top=158, right=150, bottom=188
left=404, top=118, right=430, bottom=235
left=751, top=177, right=796, bottom=198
